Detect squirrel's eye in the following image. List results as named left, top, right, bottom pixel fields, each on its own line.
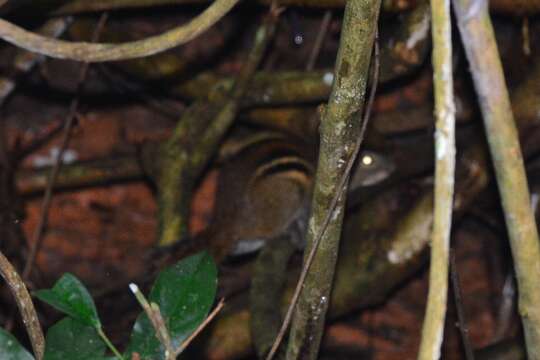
left=361, top=154, right=374, bottom=166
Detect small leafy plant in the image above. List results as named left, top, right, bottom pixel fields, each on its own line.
left=0, top=252, right=218, bottom=360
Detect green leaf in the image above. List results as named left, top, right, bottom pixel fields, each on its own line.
left=35, top=273, right=101, bottom=328
left=0, top=327, right=34, bottom=360
left=44, top=317, right=108, bottom=360
left=125, top=252, right=217, bottom=360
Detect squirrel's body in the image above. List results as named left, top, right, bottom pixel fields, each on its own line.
left=200, top=130, right=394, bottom=261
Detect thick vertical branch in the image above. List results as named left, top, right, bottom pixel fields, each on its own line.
left=418, top=0, right=455, bottom=359
left=453, top=0, right=540, bottom=358
left=285, top=1, right=381, bottom=359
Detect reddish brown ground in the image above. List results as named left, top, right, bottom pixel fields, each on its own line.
left=14, top=108, right=505, bottom=359
left=3, top=7, right=533, bottom=359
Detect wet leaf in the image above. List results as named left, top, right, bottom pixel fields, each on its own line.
left=0, top=327, right=34, bottom=360
left=43, top=317, right=108, bottom=360
left=35, top=273, right=101, bottom=328
left=125, top=252, right=217, bottom=360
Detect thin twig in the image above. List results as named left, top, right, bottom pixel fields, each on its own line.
left=96, top=65, right=181, bottom=119
left=14, top=122, right=65, bottom=162
left=129, top=283, right=174, bottom=359
left=417, top=0, right=455, bottom=358
left=96, top=326, right=125, bottom=360
left=174, top=298, right=225, bottom=356
left=306, top=11, right=332, bottom=71
left=22, top=13, right=109, bottom=280
left=492, top=273, right=516, bottom=342
left=0, top=251, right=45, bottom=359
left=265, top=31, right=380, bottom=360
left=150, top=303, right=173, bottom=357
left=0, top=0, right=240, bottom=62
left=0, top=17, right=72, bottom=108
left=0, top=15, right=72, bottom=337
left=450, top=250, right=475, bottom=360
left=521, top=17, right=530, bottom=56
left=130, top=282, right=224, bottom=359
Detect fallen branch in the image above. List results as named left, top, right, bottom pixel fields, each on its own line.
left=151, top=10, right=278, bottom=245
left=417, top=0, right=455, bottom=358
left=453, top=0, right=540, bottom=357
left=0, top=0, right=240, bottom=61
